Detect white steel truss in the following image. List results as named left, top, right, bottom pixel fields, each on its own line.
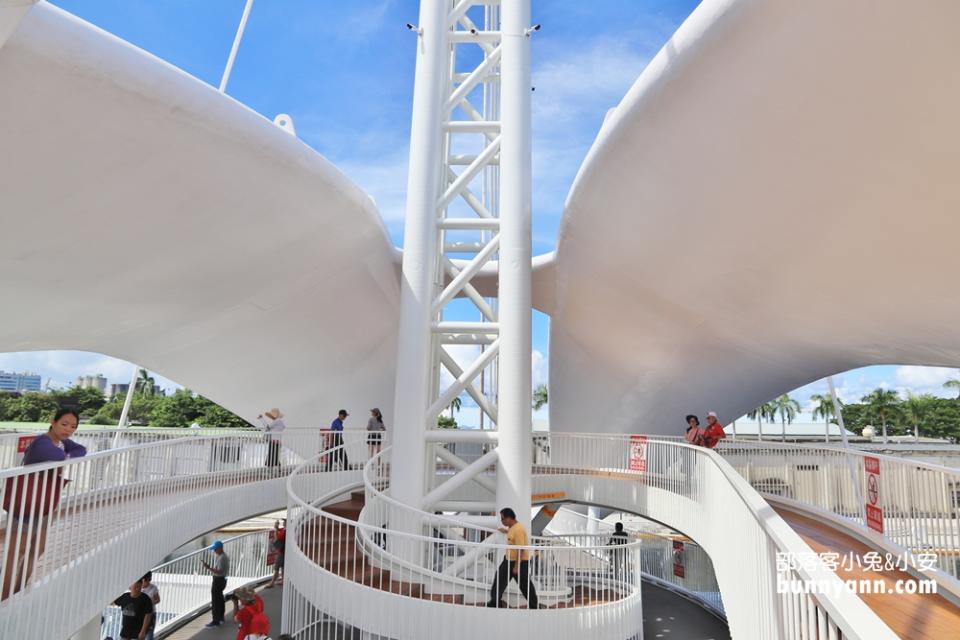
left=391, top=0, right=533, bottom=532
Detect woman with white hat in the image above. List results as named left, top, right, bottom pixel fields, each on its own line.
left=256, top=408, right=286, bottom=468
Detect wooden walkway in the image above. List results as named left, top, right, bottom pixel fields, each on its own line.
left=776, top=507, right=960, bottom=639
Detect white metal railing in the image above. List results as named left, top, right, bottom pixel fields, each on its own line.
left=0, top=427, right=253, bottom=469
left=101, top=528, right=274, bottom=638
left=0, top=429, right=364, bottom=638
left=528, top=433, right=897, bottom=639
left=543, top=505, right=724, bottom=616
left=717, top=439, right=960, bottom=583
left=283, top=449, right=645, bottom=640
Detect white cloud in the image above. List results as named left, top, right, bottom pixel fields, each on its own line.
left=532, top=349, right=548, bottom=388
left=894, top=365, right=960, bottom=397
left=532, top=38, right=650, bottom=127
left=335, top=149, right=409, bottom=235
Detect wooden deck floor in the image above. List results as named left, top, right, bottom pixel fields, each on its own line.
left=776, top=507, right=960, bottom=639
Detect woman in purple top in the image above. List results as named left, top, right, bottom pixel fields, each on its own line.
left=2, top=408, right=86, bottom=599
left=21, top=409, right=87, bottom=465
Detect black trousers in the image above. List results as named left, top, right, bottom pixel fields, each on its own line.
left=324, top=432, right=349, bottom=470
left=211, top=576, right=227, bottom=623
left=487, top=559, right=538, bottom=608
left=266, top=440, right=281, bottom=467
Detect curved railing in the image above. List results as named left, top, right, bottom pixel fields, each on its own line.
left=0, top=429, right=364, bottom=638
left=716, top=439, right=960, bottom=588
left=543, top=505, right=724, bottom=617
left=0, top=426, right=254, bottom=468
left=526, top=433, right=896, bottom=639
left=283, top=448, right=645, bottom=640
left=2, top=425, right=941, bottom=638
left=101, top=528, right=275, bottom=638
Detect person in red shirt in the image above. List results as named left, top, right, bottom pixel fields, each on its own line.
left=246, top=610, right=270, bottom=638
left=232, top=589, right=264, bottom=640
left=701, top=412, right=726, bottom=449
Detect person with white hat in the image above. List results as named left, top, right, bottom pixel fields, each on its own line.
left=256, top=408, right=286, bottom=468
left=702, top=412, right=726, bottom=449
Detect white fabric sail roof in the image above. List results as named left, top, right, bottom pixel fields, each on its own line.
left=549, top=0, right=960, bottom=435
left=0, top=2, right=400, bottom=426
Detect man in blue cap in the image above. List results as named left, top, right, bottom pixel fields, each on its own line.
left=201, top=540, right=230, bottom=628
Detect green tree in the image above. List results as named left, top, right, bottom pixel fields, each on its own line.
left=136, top=369, right=156, bottom=398
left=448, top=396, right=462, bottom=419
left=943, top=379, right=960, bottom=399
left=195, top=395, right=251, bottom=429
left=771, top=394, right=800, bottom=442
left=151, top=388, right=200, bottom=429
left=52, top=386, right=106, bottom=416
left=16, top=392, right=60, bottom=422
left=747, top=401, right=777, bottom=439
left=532, top=384, right=548, bottom=411
left=810, top=393, right=839, bottom=441
left=437, top=414, right=457, bottom=429
left=90, top=395, right=158, bottom=426
left=903, top=393, right=936, bottom=439
left=861, top=388, right=901, bottom=442
left=0, top=393, right=19, bottom=421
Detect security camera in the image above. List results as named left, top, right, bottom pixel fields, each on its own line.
left=523, top=24, right=541, bottom=37
left=470, top=28, right=478, bottom=35
left=406, top=23, right=423, bottom=35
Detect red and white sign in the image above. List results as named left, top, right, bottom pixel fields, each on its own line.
left=864, top=456, right=884, bottom=534
left=15, top=435, right=35, bottom=464
left=672, top=540, right=685, bottom=578
left=629, top=435, right=648, bottom=472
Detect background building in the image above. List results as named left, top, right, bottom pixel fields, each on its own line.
left=0, top=370, right=42, bottom=392
left=75, top=374, right=107, bottom=393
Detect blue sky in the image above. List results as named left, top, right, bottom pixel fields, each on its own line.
left=4, top=1, right=959, bottom=426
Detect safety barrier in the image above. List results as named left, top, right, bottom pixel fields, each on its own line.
left=0, top=429, right=363, bottom=638
left=543, top=505, right=724, bottom=616
left=718, top=440, right=960, bottom=585
left=529, top=433, right=896, bottom=639
left=283, top=448, right=645, bottom=640
left=101, top=528, right=275, bottom=638
left=0, top=427, right=251, bottom=469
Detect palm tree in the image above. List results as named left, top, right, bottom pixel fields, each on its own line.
left=902, top=392, right=934, bottom=441
left=448, top=396, right=462, bottom=419
left=136, top=368, right=156, bottom=398
left=746, top=407, right=764, bottom=439
left=943, top=379, right=960, bottom=399
left=532, top=384, right=548, bottom=411
left=746, top=401, right=777, bottom=441
left=810, top=393, right=839, bottom=442
left=771, top=394, right=800, bottom=442
left=861, top=388, right=900, bottom=443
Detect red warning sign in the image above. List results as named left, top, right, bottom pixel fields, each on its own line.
left=629, top=435, right=648, bottom=472
left=864, top=456, right=883, bottom=534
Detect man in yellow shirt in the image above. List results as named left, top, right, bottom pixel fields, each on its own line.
left=486, top=507, right=540, bottom=609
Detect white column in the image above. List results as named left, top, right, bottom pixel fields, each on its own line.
left=495, top=0, right=533, bottom=528
left=587, top=506, right=601, bottom=535
left=117, top=365, right=140, bottom=429
left=389, top=0, right=449, bottom=514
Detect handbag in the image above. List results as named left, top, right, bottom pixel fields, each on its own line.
left=2, top=469, right=65, bottom=517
